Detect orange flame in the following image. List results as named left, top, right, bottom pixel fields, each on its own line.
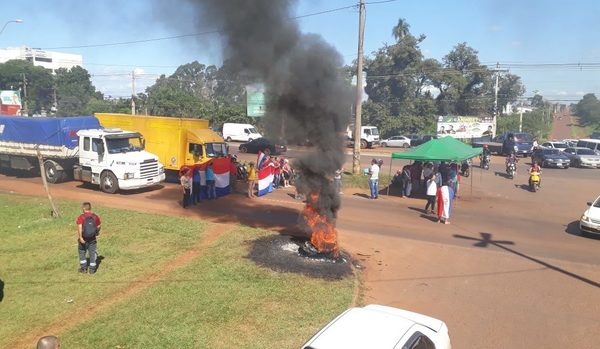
left=303, top=192, right=339, bottom=257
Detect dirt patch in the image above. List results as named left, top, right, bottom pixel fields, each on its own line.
left=247, top=235, right=356, bottom=280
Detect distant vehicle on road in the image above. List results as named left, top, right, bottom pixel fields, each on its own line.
left=238, top=138, right=286, bottom=155
left=222, top=123, right=262, bottom=142
left=474, top=132, right=535, bottom=156
left=580, top=195, right=600, bottom=236
left=411, top=135, right=438, bottom=147
left=380, top=135, right=411, bottom=148
left=576, top=139, right=600, bottom=154
left=563, top=147, right=600, bottom=168
left=347, top=125, right=380, bottom=149
left=300, top=304, right=451, bottom=349
left=540, top=141, right=568, bottom=151
left=531, top=148, right=570, bottom=168
left=589, top=131, right=600, bottom=140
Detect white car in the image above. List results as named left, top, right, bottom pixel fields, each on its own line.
left=381, top=136, right=411, bottom=148
left=301, top=304, right=451, bottom=349
left=580, top=195, right=600, bottom=236
left=540, top=141, right=568, bottom=151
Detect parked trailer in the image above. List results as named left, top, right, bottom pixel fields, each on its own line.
left=0, top=116, right=165, bottom=193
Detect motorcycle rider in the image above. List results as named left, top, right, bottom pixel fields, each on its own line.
left=529, top=160, right=542, bottom=188
left=506, top=151, right=518, bottom=169
left=480, top=145, right=491, bottom=167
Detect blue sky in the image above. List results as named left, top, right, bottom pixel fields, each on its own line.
left=2, top=0, right=599, bottom=102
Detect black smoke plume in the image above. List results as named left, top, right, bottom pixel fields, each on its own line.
left=183, top=0, right=353, bottom=224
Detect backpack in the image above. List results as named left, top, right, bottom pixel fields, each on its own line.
left=82, top=214, right=98, bottom=241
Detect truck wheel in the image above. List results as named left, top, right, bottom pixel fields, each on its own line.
left=239, top=146, right=248, bottom=153
left=44, top=161, right=63, bottom=184
left=226, top=136, right=232, bottom=142
left=381, top=142, right=387, bottom=147
left=360, top=140, right=368, bottom=149
left=100, top=171, right=119, bottom=194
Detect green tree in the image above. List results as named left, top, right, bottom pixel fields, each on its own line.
left=54, top=66, right=96, bottom=116
left=0, top=60, right=53, bottom=115
left=362, top=19, right=437, bottom=137
left=575, top=93, right=600, bottom=126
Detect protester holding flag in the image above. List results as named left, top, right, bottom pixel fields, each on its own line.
left=436, top=184, right=454, bottom=224
left=205, top=162, right=217, bottom=200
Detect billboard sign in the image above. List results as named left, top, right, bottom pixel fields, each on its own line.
left=436, top=115, right=495, bottom=138
left=0, top=90, right=22, bottom=116
left=246, top=84, right=266, bottom=117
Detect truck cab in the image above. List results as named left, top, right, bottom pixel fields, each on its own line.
left=74, top=128, right=165, bottom=193
left=347, top=125, right=380, bottom=148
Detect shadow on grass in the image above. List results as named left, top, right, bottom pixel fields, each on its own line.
left=0, top=279, right=3, bottom=302
left=453, top=232, right=599, bottom=288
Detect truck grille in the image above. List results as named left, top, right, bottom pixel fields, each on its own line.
left=140, top=159, right=158, bottom=179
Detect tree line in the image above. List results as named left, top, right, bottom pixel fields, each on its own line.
left=574, top=93, right=600, bottom=130
left=3, top=18, right=568, bottom=139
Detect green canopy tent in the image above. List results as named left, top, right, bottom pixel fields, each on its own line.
left=388, top=136, right=483, bottom=195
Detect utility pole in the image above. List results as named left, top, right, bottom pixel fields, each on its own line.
left=352, top=0, right=365, bottom=175
left=131, top=70, right=136, bottom=115
left=492, top=63, right=508, bottom=138
left=22, top=73, right=28, bottom=116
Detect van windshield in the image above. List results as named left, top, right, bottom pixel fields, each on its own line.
left=248, top=127, right=258, bottom=134
left=369, top=128, right=379, bottom=135
left=205, top=142, right=228, bottom=157
left=514, top=134, right=532, bottom=142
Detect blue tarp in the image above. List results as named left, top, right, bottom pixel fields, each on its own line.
left=0, top=116, right=100, bottom=149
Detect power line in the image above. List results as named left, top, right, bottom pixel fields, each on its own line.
left=40, top=4, right=361, bottom=50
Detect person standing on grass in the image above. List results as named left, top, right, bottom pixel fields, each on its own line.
left=368, top=159, right=380, bottom=199
left=334, top=168, right=343, bottom=194
left=180, top=168, right=192, bottom=208
left=192, top=166, right=202, bottom=204
left=424, top=175, right=437, bottom=214
left=247, top=162, right=258, bottom=198
left=76, top=202, right=101, bottom=274
left=205, top=162, right=217, bottom=200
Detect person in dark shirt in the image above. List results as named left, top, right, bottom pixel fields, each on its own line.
left=75, top=202, right=101, bottom=274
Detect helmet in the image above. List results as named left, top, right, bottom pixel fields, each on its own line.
left=532, top=160, right=538, bottom=165
left=483, top=144, right=488, bottom=148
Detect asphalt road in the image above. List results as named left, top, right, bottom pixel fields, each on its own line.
left=1, top=115, right=599, bottom=348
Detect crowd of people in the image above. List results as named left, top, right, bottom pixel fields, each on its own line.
left=392, top=160, right=461, bottom=224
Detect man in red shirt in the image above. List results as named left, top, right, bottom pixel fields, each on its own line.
left=76, top=202, right=101, bottom=274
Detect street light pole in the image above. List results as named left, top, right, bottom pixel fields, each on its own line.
left=0, top=19, right=23, bottom=36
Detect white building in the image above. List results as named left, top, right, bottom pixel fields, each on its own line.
left=0, top=46, right=82, bottom=73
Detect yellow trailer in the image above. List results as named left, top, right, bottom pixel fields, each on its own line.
left=95, top=113, right=228, bottom=172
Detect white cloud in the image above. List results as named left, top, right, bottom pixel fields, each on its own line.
left=488, top=25, right=502, bottom=32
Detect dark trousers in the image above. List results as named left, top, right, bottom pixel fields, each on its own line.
left=425, top=195, right=436, bottom=212
left=183, top=188, right=191, bottom=208
left=78, top=240, right=97, bottom=270
left=192, top=182, right=201, bottom=204
left=206, top=180, right=216, bottom=199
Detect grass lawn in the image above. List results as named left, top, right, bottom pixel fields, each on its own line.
left=570, top=116, right=594, bottom=139
left=342, top=172, right=393, bottom=190
left=0, top=193, right=356, bottom=348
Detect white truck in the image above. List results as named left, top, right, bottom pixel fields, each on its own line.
left=222, top=123, right=262, bottom=142
left=0, top=116, right=165, bottom=194
left=347, top=125, right=380, bottom=148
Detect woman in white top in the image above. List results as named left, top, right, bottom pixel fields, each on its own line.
left=424, top=175, right=437, bottom=214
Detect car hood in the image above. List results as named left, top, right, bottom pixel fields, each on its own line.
left=544, top=154, right=569, bottom=160
left=585, top=205, right=600, bottom=220
left=578, top=155, right=600, bottom=160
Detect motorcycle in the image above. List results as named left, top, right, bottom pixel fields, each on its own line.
left=480, top=154, right=491, bottom=170
left=236, top=161, right=249, bottom=181
left=506, top=162, right=517, bottom=179
left=460, top=160, right=471, bottom=177
left=529, top=171, right=541, bottom=192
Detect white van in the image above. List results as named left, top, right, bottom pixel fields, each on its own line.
left=222, top=123, right=262, bottom=142
left=577, top=139, right=600, bottom=154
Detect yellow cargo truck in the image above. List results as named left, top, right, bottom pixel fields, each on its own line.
left=95, top=113, right=228, bottom=175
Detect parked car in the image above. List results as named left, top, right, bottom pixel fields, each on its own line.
left=590, top=131, right=600, bottom=140
left=380, top=135, right=411, bottom=148
left=561, top=139, right=579, bottom=148
left=540, top=141, right=568, bottom=151
left=300, top=304, right=451, bottom=349
left=563, top=147, right=600, bottom=168
left=576, top=139, right=600, bottom=154
left=411, top=135, right=438, bottom=147
left=531, top=148, right=570, bottom=168
left=499, top=132, right=535, bottom=156
left=238, top=138, right=287, bottom=155
left=580, top=195, right=600, bottom=236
